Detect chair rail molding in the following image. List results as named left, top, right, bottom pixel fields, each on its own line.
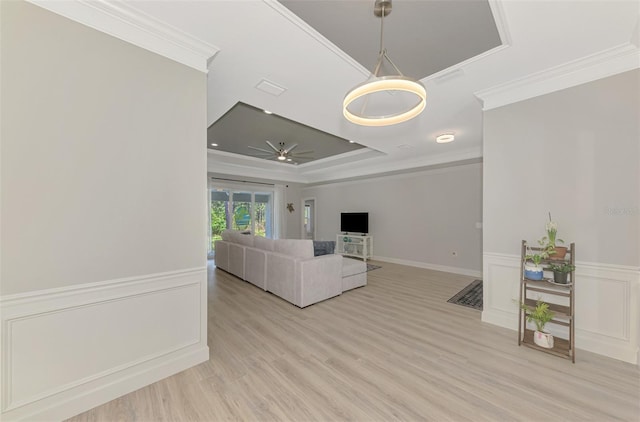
left=482, top=251, right=639, bottom=364
left=0, top=267, right=209, bottom=421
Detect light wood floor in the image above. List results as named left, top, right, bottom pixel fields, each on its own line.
left=68, top=261, right=640, bottom=421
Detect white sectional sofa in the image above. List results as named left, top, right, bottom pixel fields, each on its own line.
left=214, top=230, right=366, bottom=307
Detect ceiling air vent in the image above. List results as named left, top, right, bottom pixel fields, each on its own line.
left=433, top=69, right=464, bottom=85
left=255, top=79, right=287, bottom=96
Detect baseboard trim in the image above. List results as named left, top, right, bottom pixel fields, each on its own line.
left=481, top=308, right=518, bottom=331
left=373, top=255, right=482, bottom=278
left=1, top=267, right=209, bottom=421
left=16, top=345, right=209, bottom=422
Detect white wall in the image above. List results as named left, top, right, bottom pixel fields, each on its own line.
left=0, top=2, right=209, bottom=419
left=284, top=183, right=303, bottom=239
left=1, top=2, right=207, bottom=294
left=302, top=162, right=483, bottom=276
left=482, top=69, right=640, bottom=363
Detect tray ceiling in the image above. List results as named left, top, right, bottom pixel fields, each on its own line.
left=63, top=0, right=638, bottom=182
left=208, top=102, right=364, bottom=164
left=280, top=0, right=502, bottom=79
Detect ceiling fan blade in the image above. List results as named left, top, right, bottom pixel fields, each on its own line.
left=285, top=143, right=298, bottom=153
left=248, top=146, right=274, bottom=153
left=265, top=140, right=279, bottom=152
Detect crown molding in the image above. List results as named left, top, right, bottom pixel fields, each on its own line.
left=475, top=42, right=640, bottom=110
left=302, top=146, right=483, bottom=184
left=27, top=0, right=220, bottom=73
left=207, top=150, right=302, bottom=183
left=207, top=146, right=483, bottom=185
left=296, top=148, right=384, bottom=170
left=488, top=0, right=512, bottom=47
left=304, top=158, right=482, bottom=189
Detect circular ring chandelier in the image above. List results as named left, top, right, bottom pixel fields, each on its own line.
left=343, top=0, right=426, bottom=127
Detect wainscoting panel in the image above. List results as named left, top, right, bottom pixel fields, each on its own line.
left=1, top=268, right=209, bottom=421
left=481, top=253, right=521, bottom=329
left=482, top=252, right=639, bottom=364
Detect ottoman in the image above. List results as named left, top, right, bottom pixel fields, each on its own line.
left=341, top=257, right=367, bottom=291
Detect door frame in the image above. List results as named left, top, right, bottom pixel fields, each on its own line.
left=301, top=197, right=317, bottom=240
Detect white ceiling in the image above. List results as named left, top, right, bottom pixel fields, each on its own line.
left=32, top=0, right=640, bottom=184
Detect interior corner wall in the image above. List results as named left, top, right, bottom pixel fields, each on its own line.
left=482, top=69, right=640, bottom=364
left=302, top=162, right=483, bottom=276
left=0, top=2, right=209, bottom=419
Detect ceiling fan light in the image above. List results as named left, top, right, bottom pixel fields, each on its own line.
left=277, top=155, right=287, bottom=161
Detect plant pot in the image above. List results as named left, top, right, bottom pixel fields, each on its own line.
left=551, top=246, right=567, bottom=259
left=553, top=271, right=569, bottom=284
left=533, top=330, right=554, bottom=348
left=524, top=263, right=544, bottom=280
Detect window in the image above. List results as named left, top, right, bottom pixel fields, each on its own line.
left=304, top=204, right=311, bottom=234
left=209, top=187, right=274, bottom=252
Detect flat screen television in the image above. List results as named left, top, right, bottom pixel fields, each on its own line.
left=340, top=212, right=368, bottom=234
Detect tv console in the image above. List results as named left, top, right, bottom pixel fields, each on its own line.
left=336, top=233, right=373, bottom=262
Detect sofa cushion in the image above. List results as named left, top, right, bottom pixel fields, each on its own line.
left=254, top=236, right=274, bottom=251
left=235, top=232, right=254, bottom=247
left=221, top=229, right=254, bottom=246
left=274, top=239, right=314, bottom=259
left=342, top=257, right=367, bottom=277
left=313, top=240, right=335, bottom=256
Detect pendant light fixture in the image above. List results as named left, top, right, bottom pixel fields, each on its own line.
left=343, top=0, right=426, bottom=126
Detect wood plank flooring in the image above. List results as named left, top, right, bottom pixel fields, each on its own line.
left=67, top=261, right=640, bottom=421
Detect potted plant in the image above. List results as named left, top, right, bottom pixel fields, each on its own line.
left=520, top=299, right=555, bottom=348
left=524, top=247, right=549, bottom=280
left=547, top=262, right=575, bottom=284
left=540, top=212, right=566, bottom=259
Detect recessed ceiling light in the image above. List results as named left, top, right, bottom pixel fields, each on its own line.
left=436, top=133, right=455, bottom=143
left=349, top=140, right=356, bottom=143
left=210, top=143, right=218, bottom=147
left=263, top=109, right=273, bottom=115
left=286, top=158, right=292, bottom=162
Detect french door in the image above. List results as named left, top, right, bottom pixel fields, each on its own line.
left=209, top=188, right=273, bottom=253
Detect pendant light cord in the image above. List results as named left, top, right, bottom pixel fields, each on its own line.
left=372, top=3, right=403, bottom=77
left=372, top=4, right=385, bottom=77
left=379, top=4, right=385, bottom=55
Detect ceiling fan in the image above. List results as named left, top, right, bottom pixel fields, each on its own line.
left=248, top=141, right=314, bottom=164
